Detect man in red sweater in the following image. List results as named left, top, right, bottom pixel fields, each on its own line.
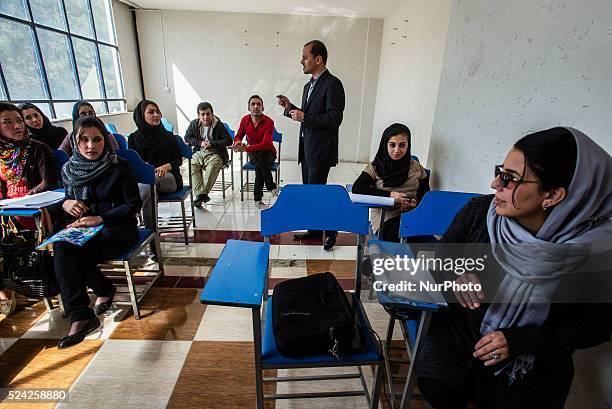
left=233, top=95, right=278, bottom=208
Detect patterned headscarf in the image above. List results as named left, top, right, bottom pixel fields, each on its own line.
left=0, top=107, right=31, bottom=184
left=62, top=116, right=117, bottom=201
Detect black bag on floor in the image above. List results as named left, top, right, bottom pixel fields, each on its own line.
left=272, top=272, right=356, bottom=358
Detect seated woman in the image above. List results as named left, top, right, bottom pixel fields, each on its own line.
left=58, top=101, right=119, bottom=155
left=415, top=127, right=612, bottom=409
left=352, top=123, right=429, bottom=242
left=18, top=103, right=67, bottom=149
left=128, top=100, right=182, bottom=236
left=54, top=116, right=142, bottom=348
left=0, top=102, right=59, bottom=317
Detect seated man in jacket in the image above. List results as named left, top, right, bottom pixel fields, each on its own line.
left=184, top=102, right=232, bottom=206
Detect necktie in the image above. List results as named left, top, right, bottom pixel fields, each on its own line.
left=306, top=77, right=315, bottom=102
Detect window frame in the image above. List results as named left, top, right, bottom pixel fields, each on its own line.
left=0, top=0, right=126, bottom=119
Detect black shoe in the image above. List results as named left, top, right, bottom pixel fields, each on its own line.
left=293, top=230, right=324, bottom=240
left=202, top=194, right=211, bottom=203
left=193, top=194, right=206, bottom=208
left=323, top=235, right=337, bottom=251
left=94, top=287, right=116, bottom=316
left=57, top=316, right=101, bottom=349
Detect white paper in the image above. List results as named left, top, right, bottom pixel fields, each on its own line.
left=348, top=192, right=394, bottom=207
left=0, top=191, right=65, bottom=209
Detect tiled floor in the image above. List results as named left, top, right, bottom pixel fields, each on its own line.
left=0, top=160, right=430, bottom=409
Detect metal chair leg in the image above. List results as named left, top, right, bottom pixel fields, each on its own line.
left=240, top=166, right=244, bottom=201
left=123, top=260, right=141, bottom=320
left=369, top=362, right=384, bottom=409
left=221, top=168, right=226, bottom=199
left=190, top=191, right=196, bottom=228
left=180, top=201, right=188, bottom=245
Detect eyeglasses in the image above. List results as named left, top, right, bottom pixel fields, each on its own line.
left=494, top=165, right=538, bottom=188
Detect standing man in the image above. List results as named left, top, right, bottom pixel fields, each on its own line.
left=233, top=95, right=278, bottom=209
left=184, top=102, right=232, bottom=207
left=277, top=39, right=345, bottom=251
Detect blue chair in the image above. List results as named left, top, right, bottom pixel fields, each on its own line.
left=112, top=149, right=165, bottom=320
left=161, top=118, right=173, bottom=132
left=239, top=128, right=282, bottom=201
left=378, top=190, right=481, bottom=407
left=210, top=122, right=235, bottom=199
left=53, top=149, right=69, bottom=175
left=157, top=135, right=195, bottom=245
left=112, top=133, right=128, bottom=150
left=258, top=185, right=383, bottom=407
left=105, top=123, right=118, bottom=134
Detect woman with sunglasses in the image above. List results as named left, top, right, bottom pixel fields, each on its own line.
left=352, top=123, right=429, bottom=242
left=414, top=127, right=611, bottom=409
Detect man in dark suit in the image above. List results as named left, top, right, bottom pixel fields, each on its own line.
left=277, top=40, right=345, bottom=251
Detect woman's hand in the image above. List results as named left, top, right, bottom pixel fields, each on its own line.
left=155, top=164, right=172, bottom=178
left=67, top=216, right=103, bottom=228
left=454, top=273, right=485, bottom=309
left=63, top=200, right=88, bottom=218
left=390, top=191, right=408, bottom=204
left=474, top=331, right=510, bottom=366
left=399, top=198, right=417, bottom=212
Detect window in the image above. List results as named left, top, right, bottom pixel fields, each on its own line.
left=0, top=0, right=125, bottom=119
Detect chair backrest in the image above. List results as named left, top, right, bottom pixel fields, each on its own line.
left=105, top=123, right=118, bottom=134
left=261, top=184, right=368, bottom=236
left=116, top=149, right=155, bottom=185
left=161, top=118, right=173, bottom=132
left=272, top=128, right=282, bottom=143
left=411, top=155, right=419, bottom=162
left=174, top=134, right=192, bottom=159
left=399, top=191, right=481, bottom=238
left=223, top=122, right=235, bottom=138
left=53, top=149, right=69, bottom=175
left=112, top=133, right=128, bottom=150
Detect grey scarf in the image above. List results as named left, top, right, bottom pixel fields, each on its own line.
left=484, top=127, right=612, bottom=383
left=62, top=132, right=117, bottom=201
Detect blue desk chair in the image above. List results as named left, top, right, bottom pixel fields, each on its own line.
left=210, top=122, right=235, bottom=198
left=111, top=133, right=128, bottom=150
left=258, top=185, right=383, bottom=407
left=379, top=190, right=481, bottom=408
left=105, top=123, right=118, bottom=134
left=112, top=149, right=165, bottom=319
left=239, top=128, right=282, bottom=201
left=53, top=149, right=69, bottom=175
left=157, top=135, right=195, bottom=245
left=161, top=118, right=173, bottom=132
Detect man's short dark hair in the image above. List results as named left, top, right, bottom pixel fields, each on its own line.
left=248, top=95, right=263, bottom=107
left=197, top=102, right=213, bottom=114
left=304, top=40, right=328, bottom=64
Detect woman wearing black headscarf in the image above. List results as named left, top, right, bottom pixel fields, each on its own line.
left=58, top=101, right=119, bottom=155
left=128, top=99, right=182, bottom=233
left=352, top=123, right=429, bottom=242
left=18, top=103, right=67, bottom=149
left=54, top=115, right=142, bottom=348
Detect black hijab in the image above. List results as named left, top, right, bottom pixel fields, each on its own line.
left=72, top=101, right=96, bottom=129
left=372, top=123, right=413, bottom=187
left=130, top=100, right=168, bottom=151
left=18, top=103, right=67, bottom=149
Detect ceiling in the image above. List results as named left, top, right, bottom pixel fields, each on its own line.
left=121, top=0, right=403, bottom=18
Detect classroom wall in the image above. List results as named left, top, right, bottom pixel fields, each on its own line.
left=428, top=0, right=612, bottom=192
left=371, top=0, right=452, bottom=165
left=112, top=0, right=143, bottom=111
left=134, top=9, right=383, bottom=162
left=54, top=112, right=135, bottom=135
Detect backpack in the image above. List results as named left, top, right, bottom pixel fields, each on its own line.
left=272, top=272, right=355, bottom=358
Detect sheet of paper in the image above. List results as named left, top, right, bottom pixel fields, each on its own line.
left=0, top=191, right=65, bottom=209
left=349, top=193, right=394, bottom=207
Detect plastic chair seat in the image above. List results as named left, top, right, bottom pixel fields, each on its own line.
left=242, top=162, right=280, bottom=171
left=261, top=293, right=381, bottom=367
left=114, top=228, right=154, bottom=261
left=158, top=186, right=191, bottom=202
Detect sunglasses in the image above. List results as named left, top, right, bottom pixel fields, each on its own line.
left=494, top=165, right=538, bottom=188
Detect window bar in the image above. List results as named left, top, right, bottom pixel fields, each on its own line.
left=107, top=0, right=126, bottom=111
left=24, top=0, right=57, bottom=118
left=87, top=0, right=109, bottom=114
left=0, top=61, right=12, bottom=101
left=60, top=0, right=83, bottom=101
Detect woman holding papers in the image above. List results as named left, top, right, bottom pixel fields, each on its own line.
left=352, top=123, right=429, bottom=242
left=415, top=128, right=612, bottom=409
left=54, top=116, right=142, bottom=348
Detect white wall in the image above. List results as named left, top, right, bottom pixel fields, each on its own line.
left=54, top=112, right=135, bottom=135
left=371, top=0, right=452, bottom=165
left=112, top=0, right=143, bottom=110
left=428, top=0, right=612, bottom=192
left=134, top=9, right=383, bottom=162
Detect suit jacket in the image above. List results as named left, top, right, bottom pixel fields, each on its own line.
left=285, top=69, right=345, bottom=168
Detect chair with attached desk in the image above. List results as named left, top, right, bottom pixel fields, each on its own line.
left=106, top=149, right=165, bottom=320
left=377, top=190, right=481, bottom=408
left=156, top=135, right=195, bottom=245
left=105, top=123, right=118, bottom=134
left=161, top=118, right=174, bottom=132
left=111, top=133, right=128, bottom=150
left=209, top=123, right=235, bottom=199
left=239, top=128, right=282, bottom=201
left=201, top=184, right=384, bottom=408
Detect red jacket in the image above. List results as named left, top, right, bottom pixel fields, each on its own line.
left=235, top=114, right=276, bottom=154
